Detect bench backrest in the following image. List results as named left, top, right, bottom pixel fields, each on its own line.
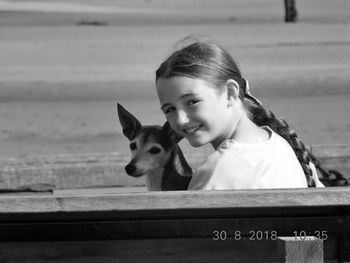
left=0, top=187, right=349, bottom=262
left=0, top=144, right=349, bottom=190
left=0, top=144, right=349, bottom=262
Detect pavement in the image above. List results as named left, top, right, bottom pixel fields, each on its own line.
left=0, top=0, right=349, bottom=159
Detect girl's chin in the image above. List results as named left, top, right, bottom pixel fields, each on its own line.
left=187, top=137, right=208, bottom=147
left=183, top=127, right=210, bottom=147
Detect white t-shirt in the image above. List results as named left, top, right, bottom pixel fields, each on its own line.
left=188, top=127, right=324, bottom=190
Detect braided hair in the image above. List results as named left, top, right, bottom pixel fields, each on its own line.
left=156, top=39, right=348, bottom=187
left=242, top=81, right=349, bottom=187
left=241, top=87, right=315, bottom=186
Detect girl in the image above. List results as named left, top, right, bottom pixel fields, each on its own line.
left=155, top=39, right=347, bottom=190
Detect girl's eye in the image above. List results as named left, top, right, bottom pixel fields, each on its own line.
left=149, top=147, right=161, bottom=154
left=130, top=143, right=137, bottom=150
left=187, top=99, right=199, bottom=106
left=164, top=107, right=175, bottom=114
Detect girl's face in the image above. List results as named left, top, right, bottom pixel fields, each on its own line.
left=156, top=76, right=241, bottom=148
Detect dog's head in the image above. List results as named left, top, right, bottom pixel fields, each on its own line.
left=117, top=103, right=183, bottom=177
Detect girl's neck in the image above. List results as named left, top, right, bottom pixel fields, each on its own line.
left=212, top=113, right=270, bottom=149
left=235, top=116, right=270, bottom=142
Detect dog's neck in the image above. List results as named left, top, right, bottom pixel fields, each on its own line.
left=167, top=145, right=192, bottom=178
left=145, top=146, right=192, bottom=191
left=145, top=167, right=165, bottom=191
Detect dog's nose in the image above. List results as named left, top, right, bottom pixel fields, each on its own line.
left=125, top=164, right=136, bottom=175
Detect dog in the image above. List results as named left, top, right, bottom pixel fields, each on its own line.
left=117, top=103, right=192, bottom=191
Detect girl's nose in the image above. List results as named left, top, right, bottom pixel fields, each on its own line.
left=175, top=110, right=190, bottom=126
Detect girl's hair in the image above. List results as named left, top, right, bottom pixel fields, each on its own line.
left=156, top=40, right=348, bottom=187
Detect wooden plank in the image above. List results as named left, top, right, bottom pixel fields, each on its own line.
left=0, top=238, right=297, bottom=263
left=0, top=238, right=278, bottom=263
left=0, top=187, right=347, bottom=262
left=0, top=144, right=349, bottom=189
left=310, top=144, right=350, bottom=159
left=0, top=189, right=349, bottom=245
left=54, top=186, right=147, bottom=195
left=0, top=217, right=348, bottom=241
left=1, top=187, right=350, bottom=216
left=0, top=237, right=340, bottom=263
left=277, top=236, right=323, bottom=263
left=0, top=152, right=142, bottom=189
left=338, top=234, right=350, bottom=262
left=0, top=187, right=146, bottom=196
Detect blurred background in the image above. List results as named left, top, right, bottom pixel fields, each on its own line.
left=0, top=0, right=349, bottom=160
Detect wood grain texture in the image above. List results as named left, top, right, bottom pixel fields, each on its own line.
left=0, top=238, right=277, bottom=263
left=277, top=236, right=323, bottom=263
left=0, top=144, right=349, bottom=189
left=1, top=187, right=350, bottom=215
left=0, top=217, right=348, bottom=241
left=0, top=186, right=348, bottom=261
left=0, top=236, right=340, bottom=263
left=0, top=145, right=349, bottom=262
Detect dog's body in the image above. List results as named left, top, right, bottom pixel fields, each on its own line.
left=117, top=103, right=192, bottom=191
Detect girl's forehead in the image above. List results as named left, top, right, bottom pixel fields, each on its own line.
left=157, top=76, right=207, bottom=87
left=156, top=77, right=213, bottom=99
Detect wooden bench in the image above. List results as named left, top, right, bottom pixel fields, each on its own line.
left=0, top=144, right=349, bottom=262
left=1, top=144, right=349, bottom=190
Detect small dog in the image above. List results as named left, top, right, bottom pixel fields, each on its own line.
left=117, top=103, right=192, bottom=191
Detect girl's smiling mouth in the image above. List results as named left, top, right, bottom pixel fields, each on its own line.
left=183, top=124, right=203, bottom=134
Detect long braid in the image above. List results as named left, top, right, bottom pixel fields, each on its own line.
left=242, top=80, right=348, bottom=187
left=309, top=152, right=349, bottom=186
left=247, top=100, right=315, bottom=187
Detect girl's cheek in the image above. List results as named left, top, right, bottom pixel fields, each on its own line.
left=166, top=115, right=176, bottom=128
left=190, top=107, right=203, bottom=119
left=170, top=121, right=182, bottom=134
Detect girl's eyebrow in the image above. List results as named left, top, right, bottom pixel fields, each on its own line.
left=161, top=93, right=196, bottom=110
left=179, top=93, right=196, bottom=100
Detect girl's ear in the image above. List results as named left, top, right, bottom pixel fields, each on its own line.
left=224, top=79, right=240, bottom=105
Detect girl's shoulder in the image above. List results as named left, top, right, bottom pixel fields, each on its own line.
left=188, top=150, right=222, bottom=190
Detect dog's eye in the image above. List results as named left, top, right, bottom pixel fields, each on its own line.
left=130, top=143, right=137, bottom=150
left=149, top=147, right=161, bottom=154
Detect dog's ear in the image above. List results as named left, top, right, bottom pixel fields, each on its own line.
left=117, top=103, right=142, bottom=140
left=162, top=121, right=183, bottom=144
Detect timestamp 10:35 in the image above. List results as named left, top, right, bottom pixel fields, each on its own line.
left=212, top=230, right=328, bottom=241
